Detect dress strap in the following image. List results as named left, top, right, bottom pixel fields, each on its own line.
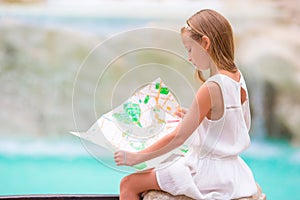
left=205, top=74, right=226, bottom=94
left=205, top=74, right=224, bottom=86
left=238, top=70, right=249, bottom=97
left=205, top=74, right=227, bottom=107
left=206, top=72, right=247, bottom=108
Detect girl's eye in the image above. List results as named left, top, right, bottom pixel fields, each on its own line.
left=188, top=49, right=191, bottom=53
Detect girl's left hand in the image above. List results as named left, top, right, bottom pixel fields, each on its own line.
left=114, top=151, right=140, bottom=166
left=175, top=107, right=188, bottom=118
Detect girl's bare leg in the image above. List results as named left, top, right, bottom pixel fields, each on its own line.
left=120, top=169, right=161, bottom=200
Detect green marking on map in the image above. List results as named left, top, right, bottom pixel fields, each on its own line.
left=155, top=83, right=169, bottom=95
left=112, top=113, right=132, bottom=124
left=130, top=142, right=146, bottom=151
left=160, top=87, right=169, bottom=95
left=155, top=82, right=160, bottom=90
left=123, top=102, right=142, bottom=127
left=144, top=95, right=150, bottom=104
left=180, top=148, right=189, bottom=153
left=133, top=162, right=147, bottom=170
left=179, top=145, right=189, bottom=153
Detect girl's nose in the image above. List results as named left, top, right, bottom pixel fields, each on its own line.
left=188, top=57, right=192, bottom=62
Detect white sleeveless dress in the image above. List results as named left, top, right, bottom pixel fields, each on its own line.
left=155, top=73, right=257, bottom=200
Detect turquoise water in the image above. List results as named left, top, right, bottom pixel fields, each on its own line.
left=0, top=137, right=299, bottom=199
left=0, top=137, right=128, bottom=195
left=242, top=139, right=300, bottom=200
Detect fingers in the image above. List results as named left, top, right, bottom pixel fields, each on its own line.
left=114, top=151, right=122, bottom=166
left=175, top=107, right=188, bottom=118
left=175, top=111, right=184, bottom=118
left=114, top=151, right=126, bottom=166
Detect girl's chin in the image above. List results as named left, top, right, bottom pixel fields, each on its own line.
left=193, top=63, right=209, bottom=71
left=197, top=67, right=209, bottom=71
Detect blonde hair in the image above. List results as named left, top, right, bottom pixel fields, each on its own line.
left=181, top=9, right=237, bottom=82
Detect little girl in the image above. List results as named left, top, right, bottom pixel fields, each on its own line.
left=114, top=9, right=257, bottom=200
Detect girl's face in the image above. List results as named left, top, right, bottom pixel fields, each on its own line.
left=181, top=33, right=210, bottom=71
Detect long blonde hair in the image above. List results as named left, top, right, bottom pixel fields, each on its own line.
left=181, top=9, right=237, bottom=82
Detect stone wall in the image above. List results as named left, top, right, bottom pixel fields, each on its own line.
left=231, top=0, right=300, bottom=144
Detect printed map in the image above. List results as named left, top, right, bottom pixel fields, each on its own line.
left=71, top=78, right=188, bottom=170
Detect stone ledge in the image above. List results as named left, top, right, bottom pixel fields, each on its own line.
left=143, top=184, right=266, bottom=200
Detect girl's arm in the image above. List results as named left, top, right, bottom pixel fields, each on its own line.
left=114, top=83, right=212, bottom=166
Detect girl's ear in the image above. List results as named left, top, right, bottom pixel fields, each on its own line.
left=201, top=35, right=210, bottom=50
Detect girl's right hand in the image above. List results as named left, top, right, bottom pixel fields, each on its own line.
left=175, top=107, right=188, bottom=118
left=114, top=150, right=141, bottom=166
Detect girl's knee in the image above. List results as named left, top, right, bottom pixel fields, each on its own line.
left=120, top=175, right=140, bottom=199
left=120, top=170, right=159, bottom=195
left=120, top=175, right=133, bottom=191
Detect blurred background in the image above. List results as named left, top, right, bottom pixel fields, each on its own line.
left=0, top=0, right=300, bottom=199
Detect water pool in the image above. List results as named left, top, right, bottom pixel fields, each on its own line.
left=0, top=137, right=299, bottom=200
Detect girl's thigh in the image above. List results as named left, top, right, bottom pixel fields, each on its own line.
left=121, top=169, right=161, bottom=193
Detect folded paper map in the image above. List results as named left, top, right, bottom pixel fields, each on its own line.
left=70, top=78, right=188, bottom=170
